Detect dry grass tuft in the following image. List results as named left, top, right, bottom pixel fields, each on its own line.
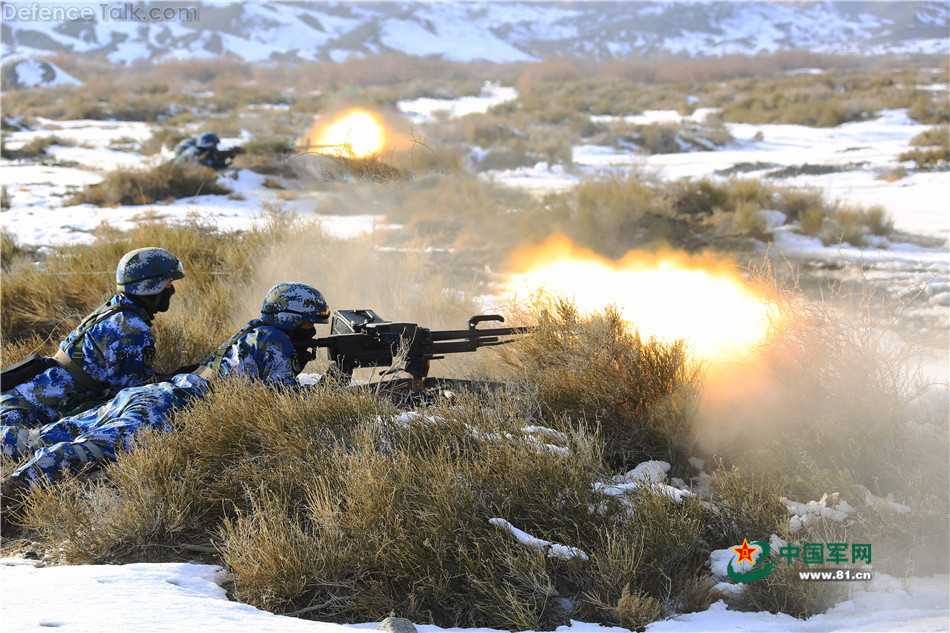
left=506, top=297, right=700, bottom=470
left=66, top=162, right=231, bottom=207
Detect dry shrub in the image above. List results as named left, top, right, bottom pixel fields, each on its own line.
left=907, top=91, right=950, bottom=126
left=567, top=485, right=708, bottom=628
left=899, top=125, right=950, bottom=167
left=0, top=333, right=54, bottom=369
left=899, top=146, right=950, bottom=168
left=212, top=385, right=696, bottom=628
left=460, top=536, right=570, bottom=631
left=66, top=162, right=230, bottom=207
left=614, top=585, right=661, bottom=632
left=540, top=175, right=863, bottom=257
left=16, top=425, right=207, bottom=563
left=0, top=134, right=76, bottom=160
left=817, top=204, right=893, bottom=246
left=703, top=467, right=789, bottom=549
left=0, top=227, right=22, bottom=270
left=508, top=298, right=700, bottom=469
left=153, top=55, right=254, bottom=85
left=662, top=178, right=892, bottom=246
left=736, top=563, right=848, bottom=619
left=712, top=68, right=918, bottom=127
left=1, top=72, right=188, bottom=122
left=517, top=57, right=589, bottom=92
left=774, top=187, right=826, bottom=227
left=733, top=200, right=769, bottom=240
left=606, top=51, right=864, bottom=84
left=239, top=135, right=296, bottom=175
left=554, top=175, right=681, bottom=257
left=219, top=489, right=323, bottom=612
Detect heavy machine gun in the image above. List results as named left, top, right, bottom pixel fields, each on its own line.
left=206, top=146, right=245, bottom=169
left=296, top=309, right=534, bottom=393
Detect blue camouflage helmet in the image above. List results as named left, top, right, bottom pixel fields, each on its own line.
left=259, top=282, right=330, bottom=330
left=116, top=247, right=185, bottom=295
left=197, top=132, right=220, bottom=149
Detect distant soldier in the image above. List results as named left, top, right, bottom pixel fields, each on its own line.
left=173, top=132, right=243, bottom=170
left=3, top=373, right=208, bottom=489
left=0, top=247, right=184, bottom=447
left=196, top=282, right=330, bottom=386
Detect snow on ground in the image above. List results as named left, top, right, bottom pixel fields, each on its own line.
left=497, top=109, right=949, bottom=243
left=1, top=557, right=946, bottom=633
left=4, top=118, right=154, bottom=148
left=3, top=59, right=81, bottom=89
left=1, top=89, right=949, bottom=632
left=398, top=82, right=519, bottom=124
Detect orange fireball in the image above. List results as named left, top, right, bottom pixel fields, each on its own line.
left=305, top=108, right=388, bottom=158
left=505, top=235, right=781, bottom=362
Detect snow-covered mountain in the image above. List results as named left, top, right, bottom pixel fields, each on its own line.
left=1, top=1, right=948, bottom=67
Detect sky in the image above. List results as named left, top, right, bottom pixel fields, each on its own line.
left=1, top=80, right=949, bottom=631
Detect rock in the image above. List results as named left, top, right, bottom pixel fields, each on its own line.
left=376, top=617, right=418, bottom=633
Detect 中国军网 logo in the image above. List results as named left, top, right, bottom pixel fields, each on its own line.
left=725, top=539, right=872, bottom=583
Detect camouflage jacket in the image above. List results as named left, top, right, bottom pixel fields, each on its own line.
left=200, top=319, right=299, bottom=386
left=0, top=294, right=157, bottom=427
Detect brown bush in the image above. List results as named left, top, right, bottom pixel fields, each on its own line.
left=66, top=162, right=230, bottom=207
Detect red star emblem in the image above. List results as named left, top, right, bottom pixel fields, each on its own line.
left=731, top=539, right=759, bottom=565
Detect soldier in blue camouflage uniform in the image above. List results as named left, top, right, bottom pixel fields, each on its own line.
left=0, top=247, right=184, bottom=443
left=196, top=282, right=330, bottom=386
left=173, top=132, right=241, bottom=170
left=6, top=373, right=208, bottom=488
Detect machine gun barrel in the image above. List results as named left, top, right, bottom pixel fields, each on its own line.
left=298, top=310, right=534, bottom=389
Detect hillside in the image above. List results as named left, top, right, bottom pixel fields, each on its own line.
left=1, top=0, right=947, bottom=71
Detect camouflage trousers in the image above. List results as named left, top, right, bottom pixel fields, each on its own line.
left=1, top=378, right=201, bottom=486
left=0, top=366, right=79, bottom=431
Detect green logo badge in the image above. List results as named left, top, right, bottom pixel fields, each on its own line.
left=727, top=539, right=775, bottom=583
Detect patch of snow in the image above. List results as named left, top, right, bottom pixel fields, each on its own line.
left=398, top=82, right=518, bottom=123
left=6, top=59, right=81, bottom=87
left=489, top=517, right=590, bottom=561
